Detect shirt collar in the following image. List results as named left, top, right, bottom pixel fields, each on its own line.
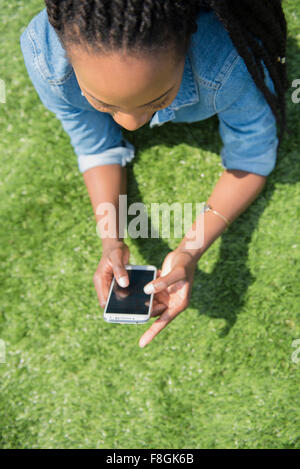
left=149, top=50, right=199, bottom=128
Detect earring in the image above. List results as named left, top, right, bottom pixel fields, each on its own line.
left=277, top=56, right=286, bottom=64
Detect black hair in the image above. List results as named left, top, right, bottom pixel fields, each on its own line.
left=44, top=0, right=288, bottom=141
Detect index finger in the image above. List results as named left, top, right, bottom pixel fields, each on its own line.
left=139, top=308, right=174, bottom=348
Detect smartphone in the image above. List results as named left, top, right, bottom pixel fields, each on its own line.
left=103, top=265, right=157, bottom=324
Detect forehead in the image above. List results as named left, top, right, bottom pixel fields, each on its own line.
left=69, top=47, right=179, bottom=105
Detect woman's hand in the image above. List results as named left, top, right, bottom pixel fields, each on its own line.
left=139, top=247, right=198, bottom=348
left=93, top=240, right=130, bottom=309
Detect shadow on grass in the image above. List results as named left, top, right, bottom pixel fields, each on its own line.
left=121, top=35, right=300, bottom=337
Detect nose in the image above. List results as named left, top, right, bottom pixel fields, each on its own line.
left=112, top=112, right=152, bottom=131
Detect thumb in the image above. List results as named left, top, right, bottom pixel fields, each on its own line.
left=114, top=264, right=129, bottom=288
left=110, top=252, right=129, bottom=288
left=144, top=266, right=184, bottom=294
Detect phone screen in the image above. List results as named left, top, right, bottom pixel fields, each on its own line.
left=105, top=269, right=155, bottom=315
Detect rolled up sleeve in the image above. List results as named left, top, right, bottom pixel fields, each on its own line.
left=49, top=106, right=136, bottom=173
left=20, top=28, right=135, bottom=174
left=216, top=60, right=279, bottom=177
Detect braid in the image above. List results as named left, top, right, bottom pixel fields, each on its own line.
left=44, top=0, right=288, bottom=141
left=45, top=0, right=202, bottom=57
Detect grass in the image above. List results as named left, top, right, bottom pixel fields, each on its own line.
left=0, top=0, right=300, bottom=449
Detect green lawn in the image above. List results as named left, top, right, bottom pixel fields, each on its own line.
left=0, top=0, right=299, bottom=449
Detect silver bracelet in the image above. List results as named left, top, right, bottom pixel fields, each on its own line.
left=202, top=203, right=231, bottom=228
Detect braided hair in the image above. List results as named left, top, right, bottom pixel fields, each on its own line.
left=44, top=0, right=288, bottom=141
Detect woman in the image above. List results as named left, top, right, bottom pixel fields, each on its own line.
left=20, top=1, right=288, bottom=347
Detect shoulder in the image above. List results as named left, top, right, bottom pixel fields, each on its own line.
left=189, top=9, right=250, bottom=105
left=189, top=10, right=238, bottom=83
left=20, top=7, right=73, bottom=85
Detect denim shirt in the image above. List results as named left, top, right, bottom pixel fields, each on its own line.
left=20, top=7, right=278, bottom=176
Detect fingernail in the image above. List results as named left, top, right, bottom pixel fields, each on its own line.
left=118, top=276, right=128, bottom=287
left=139, top=339, right=147, bottom=348
left=144, top=284, right=154, bottom=294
